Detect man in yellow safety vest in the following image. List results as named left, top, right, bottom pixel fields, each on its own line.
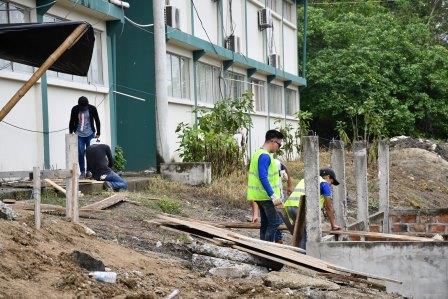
left=284, top=168, right=341, bottom=249
left=247, top=129, right=284, bottom=242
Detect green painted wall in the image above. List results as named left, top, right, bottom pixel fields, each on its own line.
left=109, top=0, right=157, bottom=170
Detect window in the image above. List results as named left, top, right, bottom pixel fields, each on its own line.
left=268, top=83, right=283, bottom=114
left=43, top=14, right=104, bottom=85
left=282, top=1, right=293, bottom=22
left=223, top=71, right=245, bottom=100
left=166, top=53, right=190, bottom=99
left=0, top=1, right=32, bottom=73
left=266, top=0, right=281, bottom=14
left=250, top=79, right=266, bottom=112
left=285, top=88, right=298, bottom=116
left=195, top=62, right=220, bottom=104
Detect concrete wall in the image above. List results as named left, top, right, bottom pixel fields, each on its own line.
left=318, top=242, right=448, bottom=299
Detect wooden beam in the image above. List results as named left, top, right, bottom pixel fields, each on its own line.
left=0, top=171, right=30, bottom=179
left=33, top=167, right=41, bottom=229
left=0, top=23, right=89, bottom=121
left=44, top=179, right=67, bottom=194
left=323, top=230, right=434, bottom=242
left=213, top=222, right=289, bottom=230
left=81, top=194, right=127, bottom=210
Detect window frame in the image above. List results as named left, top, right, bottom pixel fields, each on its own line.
left=166, top=52, right=191, bottom=100
left=268, top=83, right=283, bottom=115
left=195, top=61, right=221, bottom=104
left=250, top=79, right=266, bottom=113
left=285, top=88, right=298, bottom=116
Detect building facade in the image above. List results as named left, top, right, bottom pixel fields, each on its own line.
left=0, top=0, right=307, bottom=171
left=0, top=0, right=124, bottom=171
left=114, top=0, right=307, bottom=170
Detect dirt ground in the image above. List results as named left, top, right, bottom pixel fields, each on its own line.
left=2, top=142, right=446, bottom=298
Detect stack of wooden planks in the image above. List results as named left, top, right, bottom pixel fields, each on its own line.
left=155, top=214, right=401, bottom=288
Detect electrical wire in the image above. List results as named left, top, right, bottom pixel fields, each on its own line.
left=190, top=0, right=220, bottom=56
left=124, top=16, right=153, bottom=27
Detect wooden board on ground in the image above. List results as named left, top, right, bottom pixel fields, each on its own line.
left=157, top=214, right=400, bottom=284
left=324, top=230, right=434, bottom=242
left=81, top=194, right=127, bottom=210
left=8, top=202, right=103, bottom=219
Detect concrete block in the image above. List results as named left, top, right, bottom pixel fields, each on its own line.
left=436, top=213, right=448, bottom=223
left=160, top=163, right=211, bottom=186
left=400, top=214, right=417, bottom=223
left=0, top=202, right=18, bottom=220
left=409, top=224, right=426, bottom=233
left=262, top=271, right=340, bottom=291
left=392, top=223, right=408, bottom=233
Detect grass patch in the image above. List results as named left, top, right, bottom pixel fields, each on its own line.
left=157, top=197, right=182, bottom=215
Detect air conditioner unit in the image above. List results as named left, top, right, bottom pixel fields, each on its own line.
left=225, top=35, right=241, bottom=53
left=165, top=5, right=180, bottom=29
left=258, top=8, right=272, bottom=30
left=269, top=53, right=281, bottom=68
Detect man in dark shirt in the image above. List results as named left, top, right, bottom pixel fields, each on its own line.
left=86, top=141, right=128, bottom=191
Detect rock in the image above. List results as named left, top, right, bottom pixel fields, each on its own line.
left=192, top=254, right=268, bottom=278
left=76, top=223, right=96, bottom=236
left=432, top=234, right=444, bottom=241
left=156, top=241, right=162, bottom=248
left=262, top=271, right=340, bottom=291
left=208, top=267, right=247, bottom=278
left=0, top=202, right=18, bottom=220
left=71, top=250, right=105, bottom=271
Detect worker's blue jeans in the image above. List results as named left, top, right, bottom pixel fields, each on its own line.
left=105, top=171, right=128, bottom=191
left=77, top=133, right=94, bottom=174
left=256, top=200, right=283, bottom=242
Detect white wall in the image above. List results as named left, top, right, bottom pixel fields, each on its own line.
left=169, top=0, right=191, bottom=33
left=193, top=0, right=220, bottom=45
left=246, top=1, right=264, bottom=61
left=0, top=1, right=111, bottom=171
left=284, top=24, right=298, bottom=75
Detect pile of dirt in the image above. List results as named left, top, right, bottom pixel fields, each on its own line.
left=390, top=136, right=448, bottom=162
left=0, top=206, right=396, bottom=298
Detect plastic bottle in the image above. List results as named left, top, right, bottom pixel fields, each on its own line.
left=88, top=271, right=117, bottom=283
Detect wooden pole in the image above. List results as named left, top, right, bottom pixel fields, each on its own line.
left=33, top=166, right=41, bottom=229
left=72, top=162, right=79, bottom=223
left=44, top=178, right=67, bottom=194
left=65, top=134, right=78, bottom=220
left=0, top=23, right=88, bottom=121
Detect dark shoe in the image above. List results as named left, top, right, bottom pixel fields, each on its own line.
left=79, top=173, right=86, bottom=179
left=103, top=181, right=113, bottom=191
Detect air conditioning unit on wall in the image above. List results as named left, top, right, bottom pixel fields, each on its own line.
left=225, top=35, right=241, bottom=53
left=269, top=53, right=281, bottom=68
left=165, top=5, right=180, bottom=29
left=258, top=8, right=273, bottom=30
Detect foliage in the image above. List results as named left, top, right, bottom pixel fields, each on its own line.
left=298, top=1, right=448, bottom=141
left=176, top=92, right=253, bottom=177
left=295, top=110, right=313, bottom=157
left=113, top=145, right=126, bottom=172
left=157, top=197, right=182, bottom=215
left=274, top=119, right=294, bottom=161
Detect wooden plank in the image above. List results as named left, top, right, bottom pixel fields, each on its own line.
left=323, top=230, right=434, bottom=242
left=232, top=245, right=302, bottom=269
left=158, top=215, right=343, bottom=274
left=9, top=202, right=103, bottom=218
left=319, top=273, right=386, bottom=291
left=158, top=215, right=401, bottom=283
left=44, top=179, right=67, bottom=194
left=293, top=195, right=306, bottom=247
left=214, top=222, right=289, bottom=231
left=327, top=265, right=401, bottom=284
left=228, top=233, right=305, bottom=254
left=81, top=194, right=126, bottom=210
left=33, top=167, right=41, bottom=229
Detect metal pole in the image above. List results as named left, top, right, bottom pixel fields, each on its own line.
left=153, top=0, right=170, bottom=163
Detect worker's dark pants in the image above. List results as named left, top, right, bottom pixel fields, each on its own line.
left=256, top=200, right=283, bottom=242
left=77, top=133, right=94, bottom=174
left=287, top=206, right=307, bottom=250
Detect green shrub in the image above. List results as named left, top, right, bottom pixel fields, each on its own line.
left=113, top=145, right=126, bottom=172
left=157, top=197, right=182, bottom=215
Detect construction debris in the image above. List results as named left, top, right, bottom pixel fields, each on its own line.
left=323, top=229, right=435, bottom=242
left=192, top=254, right=268, bottom=278
left=155, top=214, right=401, bottom=285
left=0, top=201, right=18, bottom=220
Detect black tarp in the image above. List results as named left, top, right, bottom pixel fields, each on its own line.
left=0, top=21, right=94, bottom=76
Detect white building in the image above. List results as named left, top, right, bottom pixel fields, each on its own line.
left=163, top=0, right=306, bottom=161
left=0, top=0, right=124, bottom=171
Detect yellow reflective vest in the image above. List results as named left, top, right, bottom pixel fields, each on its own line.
left=247, top=149, right=280, bottom=201
left=283, top=177, right=327, bottom=209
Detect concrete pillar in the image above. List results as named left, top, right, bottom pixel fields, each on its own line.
left=378, top=139, right=390, bottom=233
left=354, top=141, right=369, bottom=231
left=303, top=136, right=321, bottom=248
left=330, top=140, right=347, bottom=229
left=153, top=0, right=170, bottom=163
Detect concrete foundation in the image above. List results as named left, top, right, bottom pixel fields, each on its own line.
left=318, top=241, right=448, bottom=299
left=160, top=162, right=211, bottom=186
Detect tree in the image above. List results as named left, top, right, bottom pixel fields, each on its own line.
left=298, top=1, right=448, bottom=141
